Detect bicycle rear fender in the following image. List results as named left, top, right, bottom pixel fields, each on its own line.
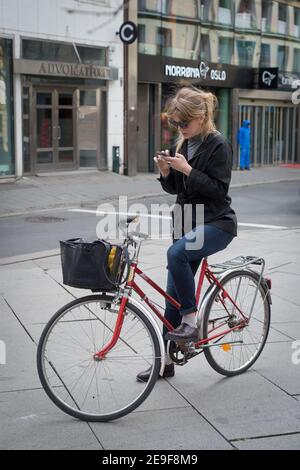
left=196, top=268, right=272, bottom=335
left=127, top=297, right=166, bottom=377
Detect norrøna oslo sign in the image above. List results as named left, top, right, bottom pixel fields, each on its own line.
left=165, top=62, right=227, bottom=82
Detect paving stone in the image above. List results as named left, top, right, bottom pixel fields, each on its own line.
left=90, top=406, right=233, bottom=450
left=234, top=434, right=300, bottom=450
left=253, top=341, right=300, bottom=396
left=168, top=357, right=300, bottom=441
left=0, top=389, right=100, bottom=450
left=0, top=297, right=40, bottom=392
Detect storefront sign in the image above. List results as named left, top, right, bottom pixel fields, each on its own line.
left=165, top=62, right=227, bottom=82
left=139, top=54, right=254, bottom=89
left=259, top=68, right=278, bottom=89
left=278, top=72, right=300, bottom=90
left=14, top=59, right=118, bottom=80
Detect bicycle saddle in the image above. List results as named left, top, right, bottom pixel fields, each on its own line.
left=120, top=215, right=139, bottom=226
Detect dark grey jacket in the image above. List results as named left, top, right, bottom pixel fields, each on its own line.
left=157, top=132, right=237, bottom=239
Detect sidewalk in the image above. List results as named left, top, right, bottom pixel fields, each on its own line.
left=0, top=224, right=299, bottom=449
left=1, top=165, right=300, bottom=217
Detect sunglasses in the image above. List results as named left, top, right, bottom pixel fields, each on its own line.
left=168, top=118, right=190, bottom=130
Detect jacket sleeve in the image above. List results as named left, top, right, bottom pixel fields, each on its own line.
left=185, top=140, right=233, bottom=201
left=156, top=168, right=178, bottom=195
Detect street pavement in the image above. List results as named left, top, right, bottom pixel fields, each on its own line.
left=0, top=166, right=300, bottom=450
left=1, top=165, right=300, bottom=217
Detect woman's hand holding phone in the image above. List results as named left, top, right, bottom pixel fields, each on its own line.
left=157, top=151, right=193, bottom=177
left=154, top=150, right=171, bottom=178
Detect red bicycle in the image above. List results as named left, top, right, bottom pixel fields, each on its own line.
left=37, top=216, right=272, bottom=422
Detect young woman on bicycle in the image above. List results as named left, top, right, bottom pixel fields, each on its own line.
left=137, top=86, right=238, bottom=382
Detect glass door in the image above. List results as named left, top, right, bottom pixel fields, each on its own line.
left=35, top=90, right=54, bottom=170
left=33, top=88, right=76, bottom=172
left=56, top=90, right=76, bottom=168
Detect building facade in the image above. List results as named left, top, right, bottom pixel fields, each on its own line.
left=137, top=0, right=300, bottom=171
left=0, top=0, right=124, bottom=178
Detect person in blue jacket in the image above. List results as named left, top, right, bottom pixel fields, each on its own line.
left=238, top=119, right=251, bottom=170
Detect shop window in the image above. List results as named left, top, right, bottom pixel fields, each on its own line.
left=277, top=45, right=289, bottom=71
left=22, top=39, right=106, bottom=66
left=23, top=40, right=77, bottom=63
left=293, top=8, right=300, bottom=38
left=138, top=24, right=146, bottom=44
left=138, top=0, right=169, bottom=14
left=278, top=4, right=288, bottom=35
left=157, top=27, right=172, bottom=55
left=200, top=0, right=212, bottom=22
left=138, top=0, right=147, bottom=10
left=76, top=45, right=106, bottom=66
left=200, top=34, right=211, bottom=62
left=261, top=0, right=272, bottom=32
left=218, top=36, right=234, bottom=64
left=260, top=43, right=271, bottom=68
left=37, top=93, right=52, bottom=106
left=236, top=40, right=255, bottom=67
left=168, top=0, right=198, bottom=19
left=0, top=38, right=14, bottom=176
left=160, top=0, right=169, bottom=14
left=218, top=0, right=233, bottom=26
left=80, top=90, right=97, bottom=107
left=59, top=94, right=73, bottom=107
left=293, top=49, right=300, bottom=73
left=236, top=0, right=257, bottom=29
left=22, top=86, right=31, bottom=174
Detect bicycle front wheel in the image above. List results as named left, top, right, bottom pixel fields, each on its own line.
left=202, top=270, right=271, bottom=377
left=37, top=294, right=161, bottom=422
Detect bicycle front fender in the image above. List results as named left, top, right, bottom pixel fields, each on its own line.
left=127, top=297, right=166, bottom=377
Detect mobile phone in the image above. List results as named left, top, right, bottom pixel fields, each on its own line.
left=156, top=151, right=168, bottom=157
left=156, top=150, right=173, bottom=158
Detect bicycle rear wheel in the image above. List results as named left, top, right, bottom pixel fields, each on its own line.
left=37, top=294, right=161, bottom=422
left=202, top=270, right=271, bottom=377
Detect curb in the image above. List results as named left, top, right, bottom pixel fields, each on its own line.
left=0, top=177, right=300, bottom=219
left=0, top=249, right=60, bottom=266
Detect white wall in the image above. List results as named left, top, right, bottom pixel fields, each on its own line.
left=0, top=0, right=121, bottom=44
left=0, top=0, right=124, bottom=174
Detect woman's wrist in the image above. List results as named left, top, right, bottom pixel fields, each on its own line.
left=182, top=164, right=192, bottom=177
left=160, top=169, right=170, bottom=178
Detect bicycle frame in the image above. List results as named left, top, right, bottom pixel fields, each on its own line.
left=94, top=257, right=249, bottom=360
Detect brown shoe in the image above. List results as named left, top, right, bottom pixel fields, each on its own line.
left=136, top=363, right=175, bottom=383
left=165, top=323, right=199, bottom=342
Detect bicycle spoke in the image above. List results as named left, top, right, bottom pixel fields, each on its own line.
left=203, top=271, right=270, bottom=376
left=38, top=296, right=160, bottom=420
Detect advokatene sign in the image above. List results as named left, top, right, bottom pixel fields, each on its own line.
left=14, top=59, right=118, bottom=80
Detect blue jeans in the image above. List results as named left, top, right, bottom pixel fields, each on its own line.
left=163, top=224, right=235, bottom=339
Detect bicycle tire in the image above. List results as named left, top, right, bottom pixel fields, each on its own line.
left=202, top=270, right=271, bottom=377
left=37, top=294, right=161, bottom=422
